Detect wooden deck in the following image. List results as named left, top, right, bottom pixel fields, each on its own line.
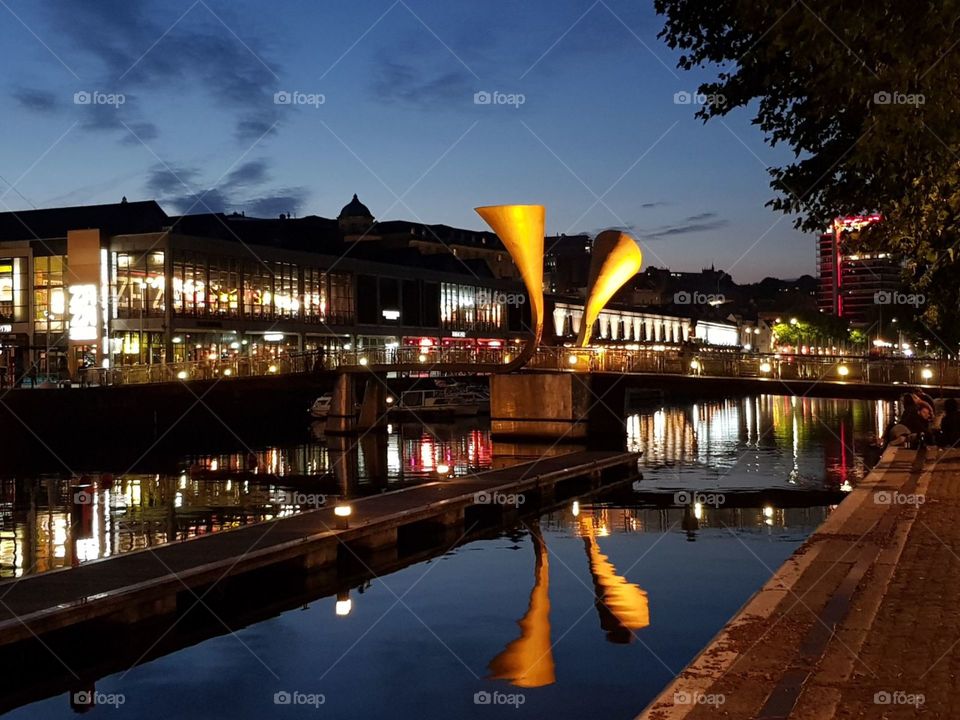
left=0, top=450, right=639, bottom=648
left=638, top=445, right=959, bottom=720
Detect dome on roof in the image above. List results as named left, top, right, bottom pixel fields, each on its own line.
left=338, top=194, right=373, bottom=220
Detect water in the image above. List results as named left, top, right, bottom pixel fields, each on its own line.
left=0, top=394, right=891, bottom=719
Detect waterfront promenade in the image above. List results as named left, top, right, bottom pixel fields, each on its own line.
left=639, top=445, right=959, bottom=719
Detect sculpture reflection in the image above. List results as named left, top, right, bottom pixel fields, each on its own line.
left=488, top=521, right=555, bottom=687
left=577, top=512, right=650, bottom=643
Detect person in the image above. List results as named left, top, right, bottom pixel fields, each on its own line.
left=899, top=393, right=932, bottom=436
left=940, top=398, right=960, bottom=447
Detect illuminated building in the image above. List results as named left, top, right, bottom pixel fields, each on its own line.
left=0, top=197, right=755, bottom=378
left=816, top=214, right=900, bottom=325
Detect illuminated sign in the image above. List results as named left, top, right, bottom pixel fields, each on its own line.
left=451, top=330, right=466, bottom=338
left=68, top=284, right=99, bottom=341
left=381, top=309, right=400, bottom=321
left=0, top=324, right=11, bottom=333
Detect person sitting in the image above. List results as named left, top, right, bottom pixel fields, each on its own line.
left=900, top=393, right=933, bottom=436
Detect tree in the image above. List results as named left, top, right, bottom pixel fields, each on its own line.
left=654, top=0, right=960, bottom=349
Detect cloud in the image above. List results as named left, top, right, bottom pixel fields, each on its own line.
left=13, top=88, right=58, bottom=113
left=146, top=165, right=199, bottom=196
left=639, top=201, right=669, bottom=209
left=146, top=160, right=306, bottom=217
left=33, top=0, right=283, bottom=144
left=644, top=212, right=730, bottom=239
left=246, top=189, right=309, bottom=217
left=371, top=55, right=475, bottom=107
left=222, top=160, right=270, bottom=190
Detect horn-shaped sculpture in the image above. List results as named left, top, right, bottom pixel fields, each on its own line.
left=576, top=230, right=643, bottom=347
left=475, top=205, right=545, bottom=372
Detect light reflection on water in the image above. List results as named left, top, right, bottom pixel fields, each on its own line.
left=2, top=501, right=831, bottom=720
left=628, top=395, right=890, bottom=491
left=0, top=395, right=885, bottom=580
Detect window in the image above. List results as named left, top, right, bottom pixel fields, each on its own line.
left=32, top=256, right=64, bottom=331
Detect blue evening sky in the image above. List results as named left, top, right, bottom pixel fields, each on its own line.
left=0, top=0, right=813, bottom=281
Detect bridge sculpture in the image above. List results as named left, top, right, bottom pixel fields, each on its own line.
left=326, top=203, right=643, bottom=436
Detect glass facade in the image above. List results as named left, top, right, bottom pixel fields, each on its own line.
left=0, top=257, right=27, bottom=323
left=32, top=255, right=65, bottom=331
left=113, top=250, right=165, bottom=319
left=440, top=282, right=505, bottom=333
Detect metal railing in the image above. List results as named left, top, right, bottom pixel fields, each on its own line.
left=77, top=346, right=960, bottom=388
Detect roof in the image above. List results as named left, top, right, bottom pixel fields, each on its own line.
left=0, top=200, right=168, bottom=241
left=338, top=194, right=372, bottom=219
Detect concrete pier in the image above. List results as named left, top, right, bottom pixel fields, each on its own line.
left=490, top=372, right=626, bottom=444
left=638, top=445, right=959, bottom=720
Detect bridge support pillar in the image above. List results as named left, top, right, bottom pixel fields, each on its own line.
left=490, top=372, right=626, bottom=449
left=325, top=373, right=356, bottom=435
left=357, top=377, right=387, bottom=431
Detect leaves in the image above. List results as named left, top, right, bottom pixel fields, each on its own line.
left=656, top=0, right=960, bottom=348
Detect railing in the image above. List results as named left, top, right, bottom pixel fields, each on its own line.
left=74, top=346, right=960, bottom=388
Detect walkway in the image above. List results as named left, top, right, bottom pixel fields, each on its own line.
left=639, top=445, right=960, bottom=719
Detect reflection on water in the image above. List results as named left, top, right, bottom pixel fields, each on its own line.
left=0, top=395, right=880, bottom=579
left=0, top=422, right=496, bottom=579
left=577, top=511, right=650, bottom=644
left=628, top=395, right=891, bottom=491
left=488, top=522, right=555, bottom=688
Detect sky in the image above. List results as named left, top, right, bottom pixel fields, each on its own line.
left=0, top=0, right=814, bottom=282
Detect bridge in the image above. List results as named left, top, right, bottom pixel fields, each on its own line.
left=49, top=345, right=960, bottom=389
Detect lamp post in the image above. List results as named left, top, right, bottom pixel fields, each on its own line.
left=138, top=279, right=147, bottom=365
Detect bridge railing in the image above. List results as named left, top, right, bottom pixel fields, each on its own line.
left=88, top=345, right=959, bottom=388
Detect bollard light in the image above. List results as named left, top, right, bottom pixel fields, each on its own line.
left=334, top=504, right=352, bottom=529
left=223, top=368, right=232, bottom=377
left=359, top=357, right=368, bottom=366
left=386, top=396, right=395, bottom=405
left=759, top=362, right=772, bottom=373
left=418, top=353, right=428, bottom=363
left=268, top=365, right=278, bottom=374
left=690, top=359, right=700, bottom=371
left=177, top=370, right=188, bottom=380
left=568, top=354, right=578, bottom=365
left=837, top=365, right=850, bottom=377
left=921, top=367, right=934, bottom=381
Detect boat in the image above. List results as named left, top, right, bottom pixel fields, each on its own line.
left=390, top=384, right=490, bottom=420
left=309, top=394, right=333, bottom=418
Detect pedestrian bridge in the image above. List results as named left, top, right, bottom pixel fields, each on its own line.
left=77, top=345, right=958, bottom=389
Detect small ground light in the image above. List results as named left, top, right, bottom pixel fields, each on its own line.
left=436, top=463, right=450, bottom=475
left=386, top=396, right=394, bottom=404
left=571, top=500, right=580, bottom=517
left=177, top=370, right=188, bottom=380
left=568, top=354, right=578, bottom=365
left=759, top=362, right=772, bottom=373
left=838, top=365, right=850, bottom=377
left=359, top=357, right=368, bottom=366
left=690, top=359, right=700, bottom=370
left=418, top=353, right=428, bottom=362
left=268, top=365, right=278, bottom=373
left=921, top=367, right=934, bottom=381
left=334, top=504, right=352, bottom=529
left=223, top=368, right=232, bottom=376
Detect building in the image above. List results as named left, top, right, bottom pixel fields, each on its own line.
left=0, top=195, right=752, bottom=381
left=816, top=214, right=900, bottom=325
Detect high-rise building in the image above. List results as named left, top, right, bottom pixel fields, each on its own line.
left=816, top=214, right=900, bottom=325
